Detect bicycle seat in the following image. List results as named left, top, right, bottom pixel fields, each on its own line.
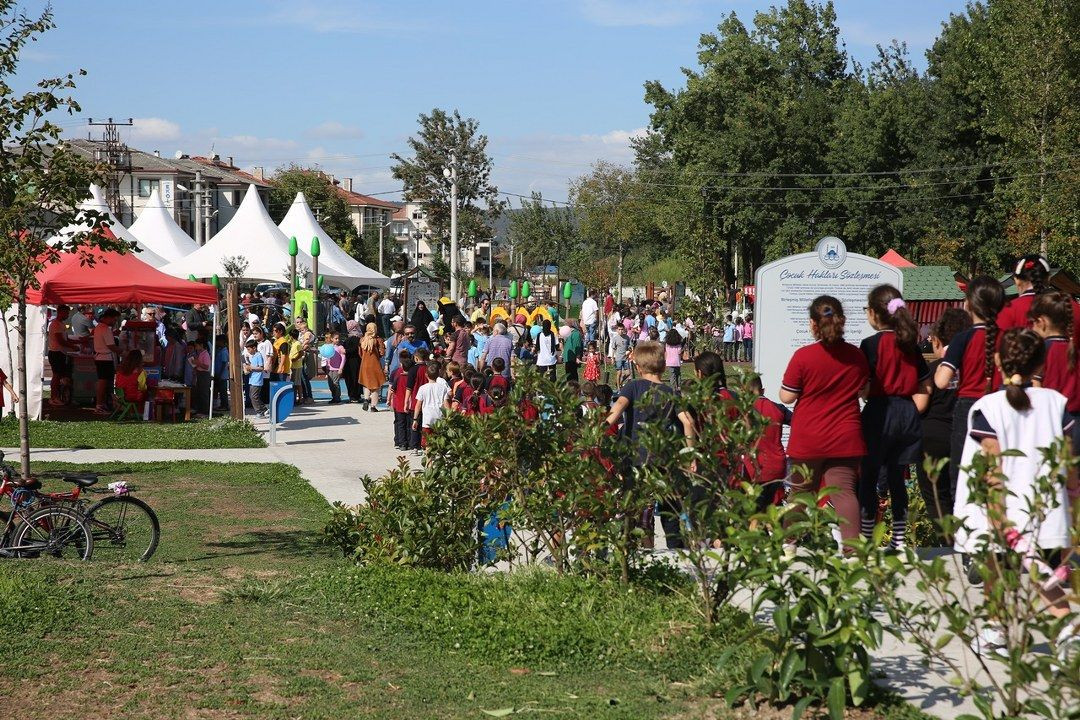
left=62, top=473, right=99, bottom=488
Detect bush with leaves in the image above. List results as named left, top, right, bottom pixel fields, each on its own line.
left=322, top=367, right=909, bottom=719
left=866, top=446, right=1079, bottom=720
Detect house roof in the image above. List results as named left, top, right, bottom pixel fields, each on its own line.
left=335, top=186, right=398, bottom=210
left=189, top=156, right=271, bottom=187
left=999, top=269, right=1080, bottom=297
left=61, top=139, right=273, bottom=187
left=901, top=266, right=964, bottom=301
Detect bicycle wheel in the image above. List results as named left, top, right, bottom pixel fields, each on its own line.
left=84, top=495, right=160, bottom=562
left=11, top=506, right=93, bottom=561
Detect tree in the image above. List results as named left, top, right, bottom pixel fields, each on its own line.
left=0, top=2, right=117, bottom=480
left=357, top=223, right=396, bottom=276
left=983, top=0, right=1080, bottom=257
left=268, top=164, right=359, bottom=260
left=506, top=192, right=578, bottom=276
left=391, top=109, right=506, bottom=253
left=569, top=162, right=656, bottom=300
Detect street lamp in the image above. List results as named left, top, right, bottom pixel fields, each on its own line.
left=412, top=228, right=431, bottom=270
left=443, top=155, right=458, bottom=302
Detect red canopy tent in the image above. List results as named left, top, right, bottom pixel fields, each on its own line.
left=880, top=249, right=916, bottom=268
left=26, top=248, right=217, bottom=306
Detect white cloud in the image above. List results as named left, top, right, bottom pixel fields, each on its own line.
left=129, top=117, right=181, bottom=142
left=308, top=121, right=366, bottom=140
left=490, top=127, right=649, bottom=201
left=578, top=0, right=710, bottom=27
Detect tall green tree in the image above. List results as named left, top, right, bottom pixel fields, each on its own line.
left=268, top=165, right=359, bottom=260
left=0, top=2, right=116, bottom=480
left=984, top=0, right=1080, bottom=258
left=569, top=162, right=657, bottom=299
left=391, top=109, right=506, bottom=256
left=506, top=192, right=578, bottom=276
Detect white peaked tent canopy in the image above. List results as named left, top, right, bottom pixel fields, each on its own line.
left=161, top=184, right=312, bottom=282
left=277, top=192, right=391, bottom=289
left=51, top=184, right=168, bottom=267
left=128, top=188, right=198, bottom=263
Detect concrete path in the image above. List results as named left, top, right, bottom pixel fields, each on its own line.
left=4, top=399, right=407, bottom=506
left=3, top=399, right=1020, bottom=719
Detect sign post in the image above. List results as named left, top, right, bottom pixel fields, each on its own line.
left=753, top=237, right=903, bottom=399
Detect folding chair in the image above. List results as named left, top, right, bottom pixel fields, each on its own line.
left=110, top=387, right=140, bottom=421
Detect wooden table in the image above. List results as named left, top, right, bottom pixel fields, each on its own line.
left=153, top=383, right=192, bottom=422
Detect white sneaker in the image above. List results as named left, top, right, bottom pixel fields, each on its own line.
left=1055, top=620, right=1080, bottom=662
left=970, top=625, right=1009, bottom=659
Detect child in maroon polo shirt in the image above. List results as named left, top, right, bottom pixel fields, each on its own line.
left=779, top=295, right=869, bottom=546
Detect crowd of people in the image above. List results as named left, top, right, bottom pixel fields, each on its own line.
left=334, top=257, right=1078, bottom=657
left=43, top=302, right=223, bottom=418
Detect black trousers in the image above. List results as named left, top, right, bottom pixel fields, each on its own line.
left=564, top=358, right=579, bottom=383
left=393, top=411, right=409, bottom=448
left=915, top=432, right=952, bottom=521
left=949, top=397, right=977, bottom=506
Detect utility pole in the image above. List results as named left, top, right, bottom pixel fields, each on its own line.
left=87, top=117, right=133, bottom=221
left=445, top=153, right=459, bottom=302
left=194, top=170, right=204, bottom=245
left=376, top=219, right=392, bottom=275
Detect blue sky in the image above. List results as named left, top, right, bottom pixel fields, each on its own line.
left=18, top=0, right=968, bottom=202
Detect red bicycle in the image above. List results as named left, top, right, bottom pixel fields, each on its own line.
left=0, top=452, right=93, bottom=560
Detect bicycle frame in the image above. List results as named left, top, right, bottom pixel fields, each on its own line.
left=0, top=475, right=77, bottom=555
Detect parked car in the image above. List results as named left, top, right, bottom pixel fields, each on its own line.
left=254, top=282, right=289, bottom=296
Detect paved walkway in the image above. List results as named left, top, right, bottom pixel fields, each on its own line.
left=5, top=400, right=407, bottom=506
left=5, top=399, right=1002, bottom=719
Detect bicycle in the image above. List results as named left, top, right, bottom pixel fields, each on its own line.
left=34, top=474, right=160, bottom=563
left=0, top=451, right=160, bottom=562
left=0, top=453, right=93, bottom=560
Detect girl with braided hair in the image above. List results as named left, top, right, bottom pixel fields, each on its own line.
left=955, top=328, right=1079, bottom=658
left=858, top=285, right=932, bottom=548
left=998, top=254, right=1051, bottom=331
left=1029, top=291, right=1080, bottom=455
left=935, top=276, right=1005, bottom=509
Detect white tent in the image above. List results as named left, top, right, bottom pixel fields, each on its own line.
left=277, top=192, right=391, bottom=289
left=52, top=184, right=168, bottom=268
left=161, top=184, right=312, bottom=282
left=128, top=188, right=198, bottom=263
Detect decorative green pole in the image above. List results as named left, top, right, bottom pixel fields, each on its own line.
left=509, top=280, right=518, bottom=300
left=563, top=280, right=573, bottom=320
left=522, top=280, right=531, bottom=300
left=288, top=236, right=298, bottom=318
left=310, top=236, right=321, bottom=333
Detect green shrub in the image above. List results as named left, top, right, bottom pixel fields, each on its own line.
left=324, top=457, right=495, bottom=571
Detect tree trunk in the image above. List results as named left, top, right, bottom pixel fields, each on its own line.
left=226, top=282, right=244, bottom=421
left=616, top=242, right=624, bottom=304
left=16, top=290, right=30, bottom=482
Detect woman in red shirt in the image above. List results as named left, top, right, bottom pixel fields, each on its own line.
left=934, top=276, right=1005, bottom=508
left=1029, top=291, right=1080, bottom=453
left=858, top=285, right=931, bottom=549
left=997, top=254, right=1050, bottom=331
left=779, top=295, right=869, bottom=545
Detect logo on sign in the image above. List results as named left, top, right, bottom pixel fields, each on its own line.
left=816, top=236, right=846, bottom=269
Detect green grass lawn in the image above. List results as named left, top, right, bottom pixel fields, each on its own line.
left=0, top=417, right=265, bottom=449
left=0, top=462, right=924, bottom=720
